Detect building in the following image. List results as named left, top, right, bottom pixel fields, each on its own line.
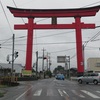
left=87, top=58, right=100, bottom=73
left=0, top=63, right=23, bottom=77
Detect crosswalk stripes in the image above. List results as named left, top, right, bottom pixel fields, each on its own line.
left=96, top=91, right=100, bottom=93
left=72, top=90, right=85, bottom=98
left=33, top=88, right=100, bottom=98
left=33, top=89, right=42, bottom=96
left=58, top=89, right=69, bottom=97
left=81, top=90, right=100, bottom=99
left=63, top=90, right=69, bottom=97
left=58, top=89, right=63, bottom=96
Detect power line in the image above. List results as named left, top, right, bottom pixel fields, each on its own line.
left=10, top=26, right=100, bottom=43
left=0, top=26, right=100, bottom=44
left=81, top=1, right=100, bottom=8
left=1, top=29, right=100, bottom=46
left=1, top=41, right=83, bottom=46
left=35, top=18, right=50, bottom=23
left=0, top=30, right=75, bottom=44
left=12, top=0, right=17, bottom=7
left=0, top=37, right=12, bottom=45
left=0, top=0, right=13, bottom=34
left=12, top=0, right=25, bottom=24
left=83, top=30, right=100, bottom=47
left=50, top=48, right=75, bottom=53
left=86, top=46, right=99, bottom=49
left=70, top=54, right=76, bottom=59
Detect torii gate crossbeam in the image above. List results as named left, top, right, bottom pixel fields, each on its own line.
left=7, top=5, right=100, bottom=76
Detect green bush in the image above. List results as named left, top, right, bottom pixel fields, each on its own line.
left=0, top=93, right=4, bottom=97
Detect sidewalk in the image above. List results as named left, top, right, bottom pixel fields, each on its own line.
left=70, top=77, right=78, bottom=81
left=0, top=88, right=7, bottom=93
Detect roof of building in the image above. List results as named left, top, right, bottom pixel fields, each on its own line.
left=0, top=63, right=23, bottom=73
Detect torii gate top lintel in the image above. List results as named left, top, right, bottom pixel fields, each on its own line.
left=7, top=5, right=100, bottom=17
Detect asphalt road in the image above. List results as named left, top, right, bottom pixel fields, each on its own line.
left=0, top=78, right=100, bottom=100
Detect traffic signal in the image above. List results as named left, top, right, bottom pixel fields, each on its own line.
left=7, top=55, right=10, bottom=62
left=15, top=51, right=18, bottom=58
left=43, top=57, right=47, bottom=59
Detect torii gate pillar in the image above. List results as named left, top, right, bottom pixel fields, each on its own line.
left=75, top=17, right=84, bottom=75
left=7, top=5, right=100, bottom=76
left=25, top=18, right=34, bottom=70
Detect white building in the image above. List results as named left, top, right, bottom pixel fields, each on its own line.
left=87, top=58, right=100, bottom=73
left=0, top=63, right=23, bottom=74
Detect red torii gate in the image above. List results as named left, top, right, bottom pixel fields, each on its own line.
left=7, top=5, right=100, bottom=76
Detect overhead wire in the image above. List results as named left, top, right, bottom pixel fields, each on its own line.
left=83, top=30, right=100, bottom=47
left=81, top=1, right=100, bottom=8
left=35, top=1, right=100, bottom=23
left=7, top=0, right=100, bottom=44
left=0, top=37, right=12, bottom=45
left=0, top=0, right=13, bottom=34
left=0, top=1, right=100, bottom=61
left=1, top=40, right=90, bottom=46
left=50, top=48, right=75, bottom=53
left=0, top=1, right=99, bottom=49
left=12, top=0, right=25, bottom=24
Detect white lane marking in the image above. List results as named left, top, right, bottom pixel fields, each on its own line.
left=58, top=89, right=63, bottom=96
left=72, top=90, right=85, bottom=98
left=63, top=90, right=69, bottom=97
left=96, top=91, right=100, bottom=93
left=33, top=89, right=42, bottom=96
left=15, top=85, right=33, bottom=100
left=81, top=90, right=100, bottom=99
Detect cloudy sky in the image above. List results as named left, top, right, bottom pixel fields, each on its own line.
left=0, top=0, right=100, bottom=72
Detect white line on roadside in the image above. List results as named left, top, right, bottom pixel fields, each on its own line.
left=81, top=90, right=100, bottom=99
left=33, top=89, right=42, bottom=96
left=15, top=85, right=33, bottom=100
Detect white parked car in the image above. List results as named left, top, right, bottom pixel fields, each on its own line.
left=77, top=73, right=100, bottom=85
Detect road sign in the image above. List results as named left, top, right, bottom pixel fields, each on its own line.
left=57, top=56, right=66, bottom=63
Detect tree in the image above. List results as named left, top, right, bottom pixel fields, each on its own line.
left=53, top=65, right=65, bottom=74
left=45, top=70, right=52, bottom=78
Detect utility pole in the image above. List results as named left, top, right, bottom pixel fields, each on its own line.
left=49, top=56, right=51, bottom=71
left=42, top=48, right=46, bottom=78
left=42, top=48, right=46, bottom=71
left=68, top=56, right=70, bottom=79
left=47, top=52, right=48, bottom=70
left=36, top=51, right=38, bottom=77
left=65, top=55, right=68, bottom=70
left=82, top=44, right=85, bottom=72
left=66, top=56, right=70, bottom=79
left=12, top=34, right=15, bottom=76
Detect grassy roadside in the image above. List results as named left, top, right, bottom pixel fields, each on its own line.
left=0, top=85, right=7, bottom=97
left=0, top=85, right=7, bottom=88
left=0, top=92, right=4, bottom=97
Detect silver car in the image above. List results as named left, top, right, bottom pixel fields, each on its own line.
left=77, top=73, right=100, bottom=85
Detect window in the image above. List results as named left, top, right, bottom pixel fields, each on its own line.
left=95, top=63, right=100, bottom=67
left=90, top=73, right=98, bottom=76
